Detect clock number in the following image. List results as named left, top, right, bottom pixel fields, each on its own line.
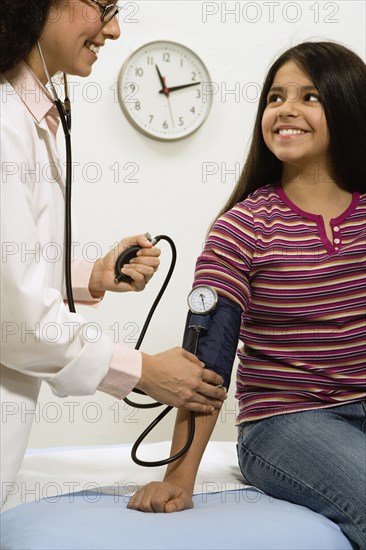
left=135, top=67, right=144, bottom=77
left=178, top=117, right=184, bottom=126
left=163, top=121, right=168, bottom=129
left=148, top=115, right=154, bottom=124
left=180, top=59, right=184, bottom=67
left=190, top=106, right=196, bottom=114
left=123, top=82, right=139, bottom=102
left=191, top=71, right=197, bottom=81
left=135, top=101, right=141, bottom=110
left=146, top=56, right=154, bottom=65
left=163, top=53, right=171, bottom=62
left=196, top=88, right=201, bottom=99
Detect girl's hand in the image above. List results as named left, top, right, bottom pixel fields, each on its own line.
left=88, top=234, right=160, bottom=297
left=127, top=481, right=193, bottom=513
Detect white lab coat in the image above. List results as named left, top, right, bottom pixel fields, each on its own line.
left=0, top=74, right=135, bottom=504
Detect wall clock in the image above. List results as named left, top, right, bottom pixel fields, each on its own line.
left=118, top=40, right=213, bottom=141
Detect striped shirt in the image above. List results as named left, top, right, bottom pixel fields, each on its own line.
left=194, top=183, right=366, bottom=423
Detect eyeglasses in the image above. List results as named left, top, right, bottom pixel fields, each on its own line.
left=86, top=0, right=121, bottom=22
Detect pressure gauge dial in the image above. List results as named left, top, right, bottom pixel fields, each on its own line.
left=187, top=285, right=218, bottom=315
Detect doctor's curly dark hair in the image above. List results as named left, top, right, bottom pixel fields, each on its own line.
left=0, top=0, right=61, bottom=73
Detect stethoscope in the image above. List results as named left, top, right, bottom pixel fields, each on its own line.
left=37, top=43, right=219, bottom=467
left=37, top=44, right=75, bottom=313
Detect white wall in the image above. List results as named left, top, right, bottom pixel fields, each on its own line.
left=29, top=0, right=365, bottom=448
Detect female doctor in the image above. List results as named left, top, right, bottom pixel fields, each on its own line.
left=0, top=0, right=225, bottom=503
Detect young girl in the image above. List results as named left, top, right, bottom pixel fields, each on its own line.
left=0, top=0, right=225, bottom=505
left=128, top=41, right=366, bottom=550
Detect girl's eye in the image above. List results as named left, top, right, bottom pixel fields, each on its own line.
left=304, top=93, right=320, bottom=102
left=267, top=94, right=283, bottom=104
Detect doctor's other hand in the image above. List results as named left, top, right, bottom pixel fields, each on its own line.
left=89, top=234, right=160, bottom=297
left=137, top=348, right=226, bottom=413
left=127, top=481, right=193, bottom=513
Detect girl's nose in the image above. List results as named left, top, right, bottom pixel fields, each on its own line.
left=277, top=98, right=300, bottom=118
left=277, top=84, right=301, bottom=118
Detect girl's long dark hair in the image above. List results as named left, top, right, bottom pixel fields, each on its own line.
left=0, top=0, right=58, bottom=73
left=217, top=41, right=366, bottom=220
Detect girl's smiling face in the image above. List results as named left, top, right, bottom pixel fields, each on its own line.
left=262, top=61, right=330, bottom=173
left=37, top=0, right=121, bottom=79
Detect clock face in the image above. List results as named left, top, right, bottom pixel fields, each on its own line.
left=118, top=40, right=213, bottom=141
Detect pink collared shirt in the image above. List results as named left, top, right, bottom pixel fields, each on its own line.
left=5, top=61, right=60, bottom=134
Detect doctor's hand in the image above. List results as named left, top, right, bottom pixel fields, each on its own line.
left=127, top=481, right=193, bottom=513
left=88, top=234, right=160, bottom=298
left=137, top=348, right=226, bottom=413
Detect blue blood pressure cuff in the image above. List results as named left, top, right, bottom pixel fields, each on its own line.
left=182, top=295, right=242, bottom=391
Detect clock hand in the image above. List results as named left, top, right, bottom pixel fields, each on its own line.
left=155, top=64, right=170, bottom=97
left=155, top=65, right=174, bottom=126
left=167, top=96, right=175, bottom=128
left=155, top=64, right=165, bottom=87
left=159, top=82, right=201, bottom=94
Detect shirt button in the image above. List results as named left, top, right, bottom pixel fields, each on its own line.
left=333, top=226, right=340, bottom=232
left=335, top=247, right=339, bottom=251
left=334, top=238, right=341, bottom=244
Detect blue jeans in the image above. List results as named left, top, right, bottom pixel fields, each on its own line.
left=237, top=402, right=366, bottom=550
